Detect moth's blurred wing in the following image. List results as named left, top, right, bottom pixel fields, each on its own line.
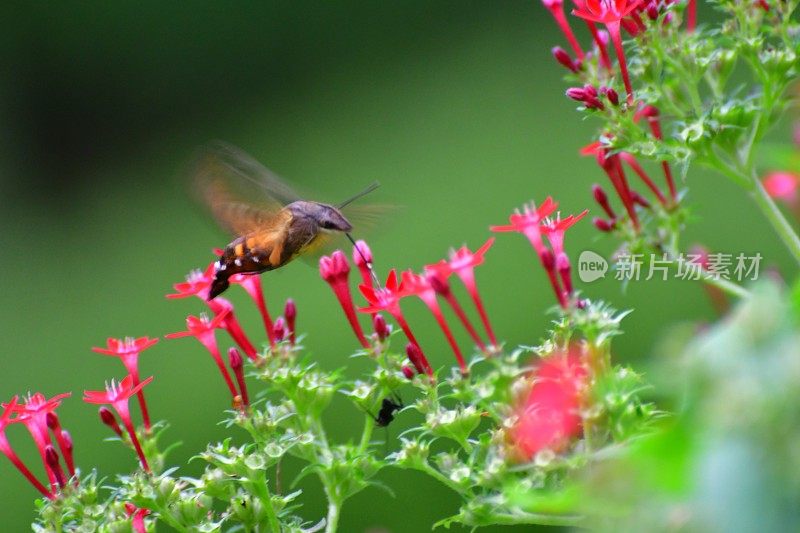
left=341, top=204, right=395, bottom=234
left=297, top=231, right=342, bottom=266
left=192, top=141, right=302, bottom=236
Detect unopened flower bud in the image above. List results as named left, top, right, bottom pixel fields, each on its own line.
left=45, top=445, right=66, bottom=488
left=593, top=217, right=615, bottom=232
left=61, top=430, right=73, bottom=455
left=402, top=366, right=415, bottom=380
left=646, top=1, right=659, bottom=19
left=566, top=87, right=586, bottom=102
left=273, top=317, right=286, bottom=342
left=631, top=191, right=651, bottom=208
left=46, top=412, right=59, bottom=431
left=552, top=46, right=579, bottom=73
left=284, top=298, right=297, bottom=344
left=99, top=407, right=123, bottom=437
left=373, top=313, right=390, bottom=341
left=405, top=343, right=426, bottom=375
left=540, top=248, right=556, bottom=271
left=621, top=18, right=639, bottom=35
left=603, top=87, right=619, bottom=106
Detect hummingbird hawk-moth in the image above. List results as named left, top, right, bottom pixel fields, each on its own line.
left=192, top=141, right=380, bottom=299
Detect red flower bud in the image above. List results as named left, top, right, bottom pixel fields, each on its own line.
left=565, top=87, right=586, bottom=101
left=98, top=407, right=123, bottom=437
left=593, top=217, right=615, bottom=232
left=646, top=1, right=659, bottom=19
left=44, top=446, right=66, bottom=489
left=46, top=412, right=58, bottom=431
left=373, top=313, right=390, bottom=341
left=552, top=46, right=579, bottom=73
left=273, top=317, right=286, bottom=342
left=228, top=347, right=249, bottom=409
left=540, top=248, right=556, bottom=271
left=284, top=298, right=297, bottom=345
left=405, top=342, right=431, bottom=376
left=602, top=87, right=619, bottom=106
left=401, top=366, right=415, bottom=380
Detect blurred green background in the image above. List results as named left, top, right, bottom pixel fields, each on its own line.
left=0, top=2, right=793, bottom=531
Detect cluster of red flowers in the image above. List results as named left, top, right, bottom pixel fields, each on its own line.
left=1, top=392, right=74, bottom=498
left=320, top=204, right=587, bottom=378
left=544, top=0, right=686, bottom=232
left=1, top=188, right=588, bottom=512
left=165, top=259, right=298, bottom=408
left=320, top=239, right=499, bottom=377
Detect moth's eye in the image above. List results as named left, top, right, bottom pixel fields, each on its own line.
left=320, top=220, right=336, bottom=230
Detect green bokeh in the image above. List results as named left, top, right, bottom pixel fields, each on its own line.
left=0, top=2, right=792, bottom=531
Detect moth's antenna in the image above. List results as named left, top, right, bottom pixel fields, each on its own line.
left=337, top=181, right=380, bottom=209
left=346, top=232, right=382, bottom=289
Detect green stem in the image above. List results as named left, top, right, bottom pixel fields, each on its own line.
left=750, top=173, right=800, bottom=265
left=419, top=463, right=471, bottom=496
left=259, top=475, right=283, bottom=533
left=357, top=413, right=374, bottom=454
left=325, top=494, right=342, bottom=533
left=702, top=274, right=751, bottom=299
left=474, top=511, right=583, bottom=527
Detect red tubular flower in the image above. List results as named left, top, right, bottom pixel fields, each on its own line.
left=424, top=269, right=489, bottom=352
left=509, top=349, right=588, bottom=460
left=46, top=412, right=75, bottom=478
left=0, top=396, right=52, bottom=498
left=592, top=184, right=616, bottom=219
left=572, top=0, right=642, bottom=104
left=352, top=240, right=375, bottom=289
left=427, top=238, right=498, bottom=348
left=60, top=430, right=74, bottom=479
left=92, top=336, right=159, bottom=431
left=402, top=271, right=467, bottom=374
left=228, top=348, right=249, bottom=410
left=125, top=503, right=150, bottom=533
left=634, top=105, right=677, bottom=202
left=7, top=392, right=72, bottom=491
left=542, top=211, right=589, bottom=298
left=542, top=0, right=585, bottom=60
left=582, top=142, right=639, bottom=230
left=584, top=21, right=612, bottom=69
left=168, top=264, right=264, bottom=355
left=165, top=310, right=238, bottom=399
left=98, top=407, right=123, bottom=437
left=617, top=152, right=667, bottom=206
left=83, top=375, right=154, bottom=472
left=359, top=270, right=434, bottom=376
left=686, top=0, right=696, bottom=31
left=320, top=251, right=370, bottom=349
left=491, top=198, right=570, bottom=308
left=229, top=272, right=275, bottom=347
left=284, top=299, right=297, bottom=345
